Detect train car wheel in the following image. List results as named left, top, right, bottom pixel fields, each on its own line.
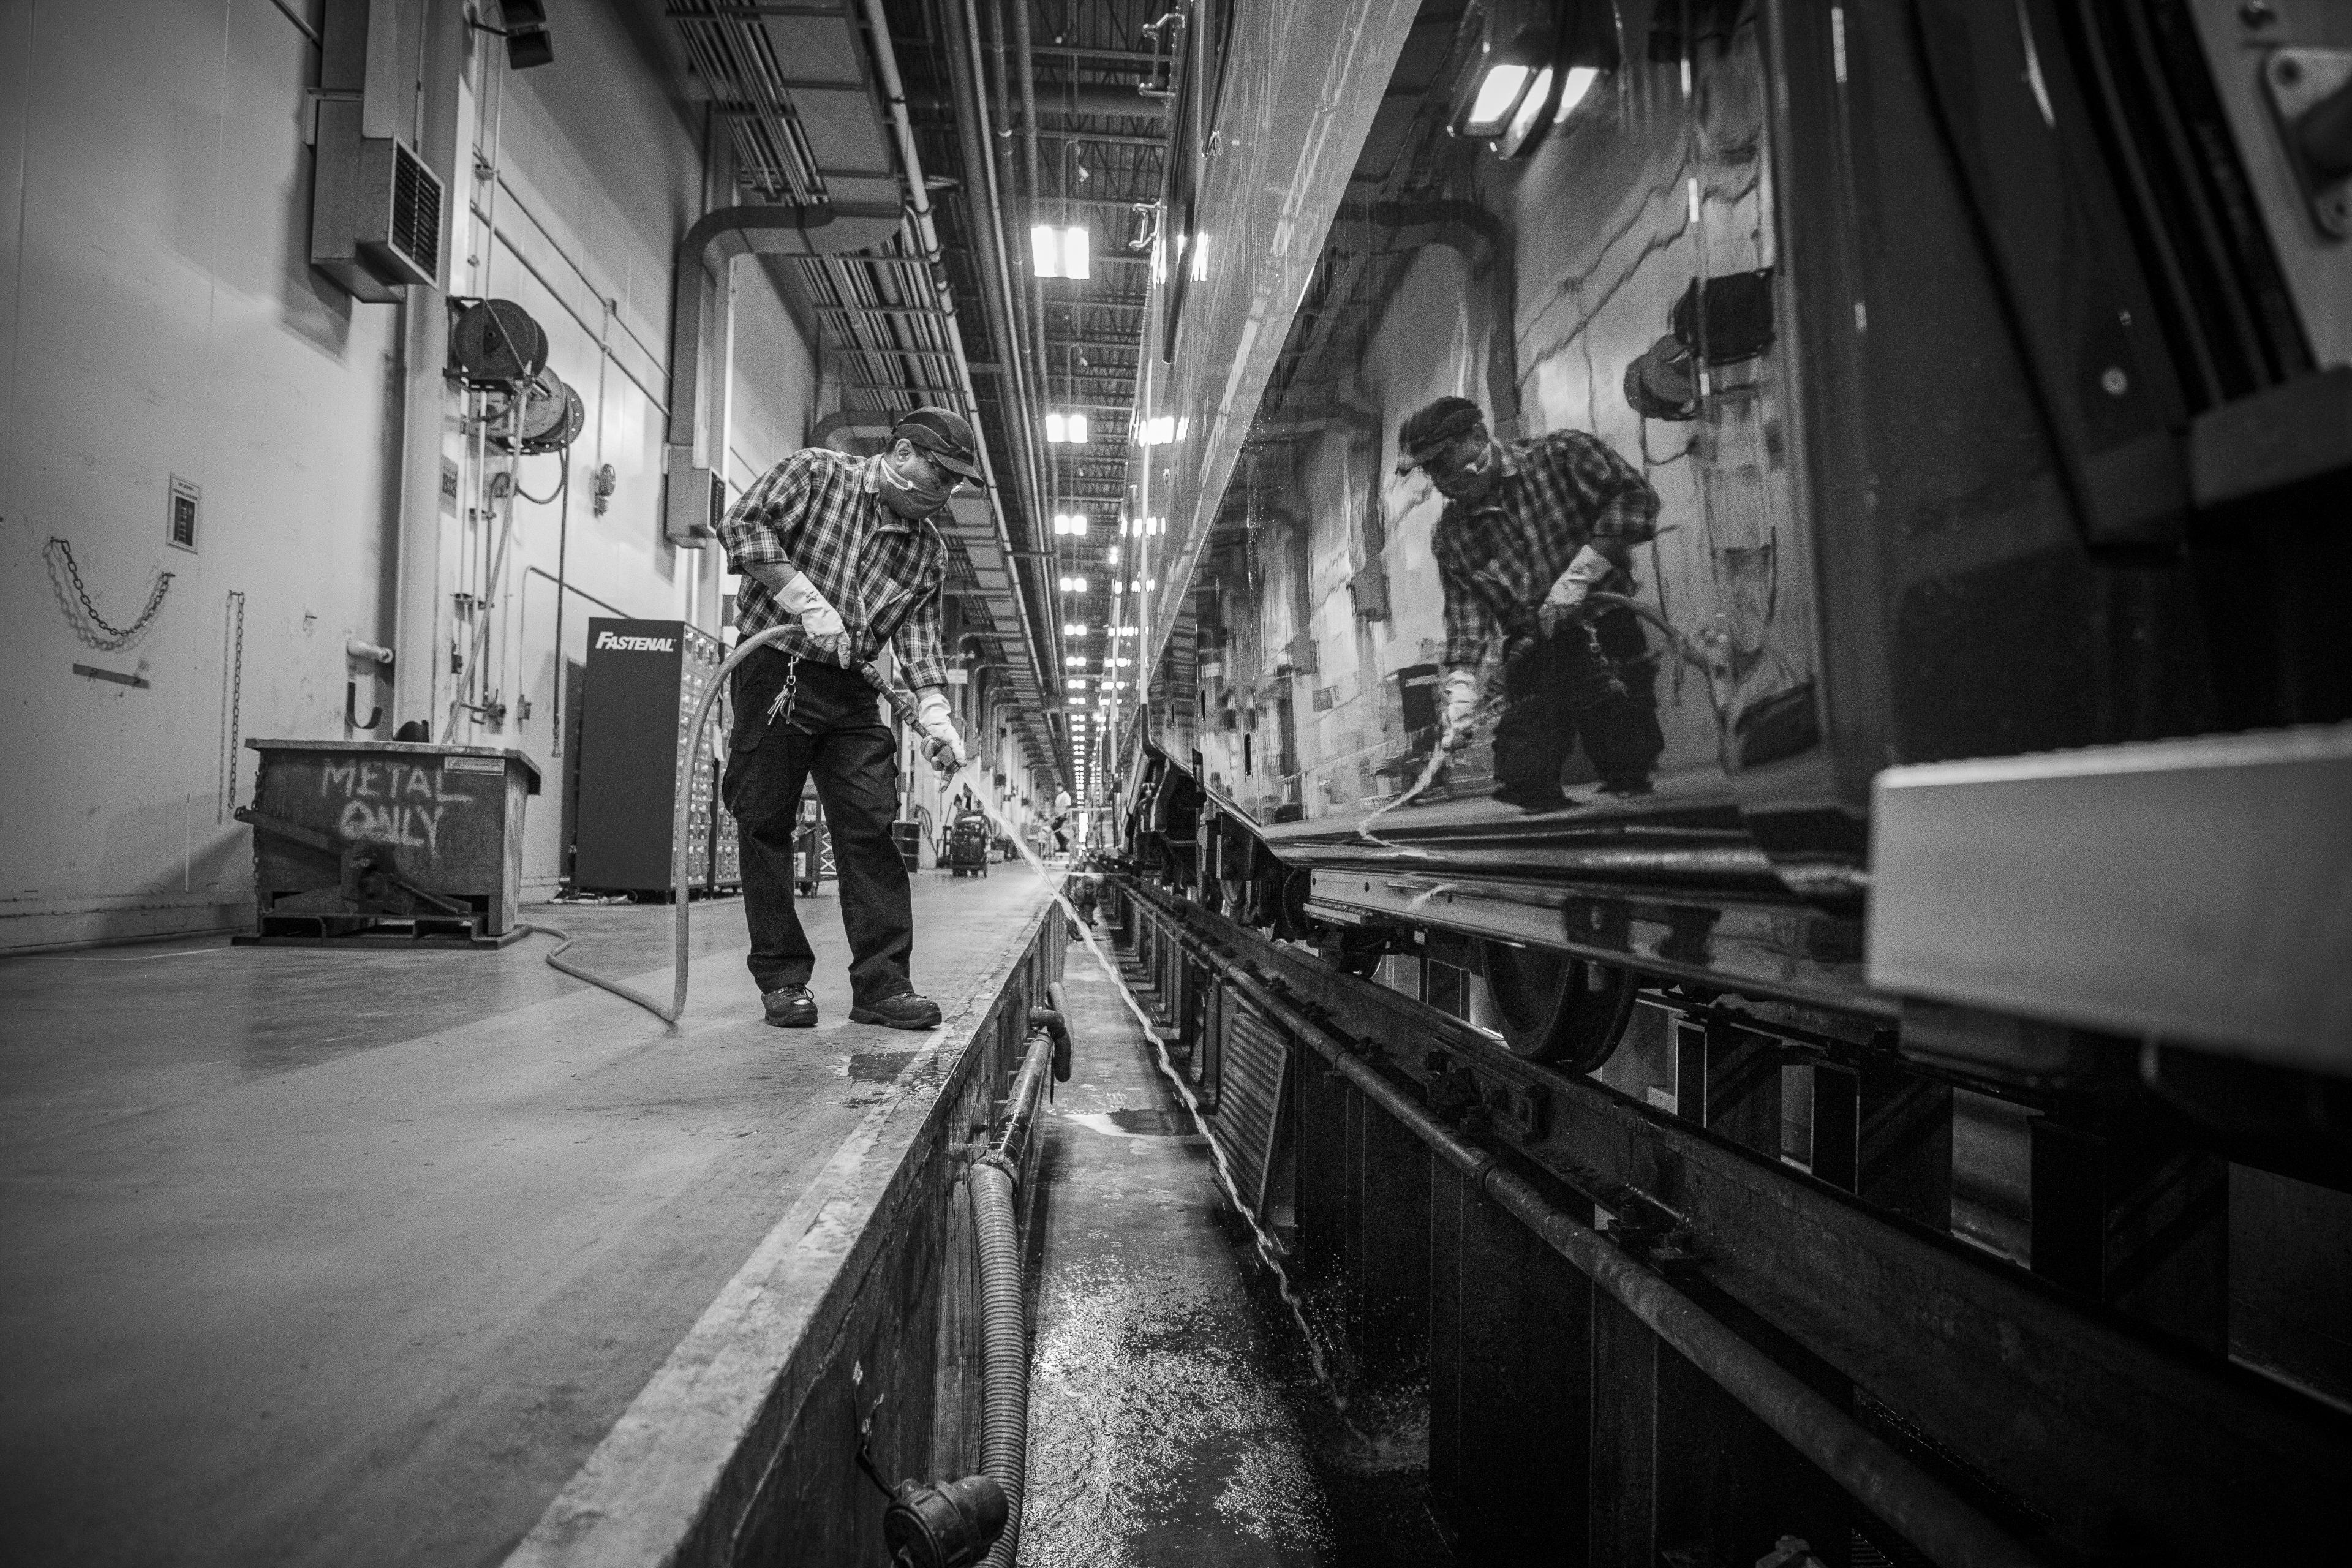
left=1482, top=943, right=1640, bottom=1069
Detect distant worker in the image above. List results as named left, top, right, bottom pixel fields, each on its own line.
left=1068, top=862, right=1100, bottom=925
left=717, top=408, right=978, bottom=1030
left=1396, top=395, right=1664, bottom=810
left=1050, top=787, right=1073, bottom=854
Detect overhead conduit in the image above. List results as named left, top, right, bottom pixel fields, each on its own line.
left=856, top=0, right=1058, bottom=784
left=662, top=201, right=903, bottom=545
left=659, top=0, right=1060, bottom=790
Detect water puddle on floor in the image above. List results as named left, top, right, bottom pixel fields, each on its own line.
left=845, top=1049, right=918, bottom=1083
left=1019, top=930, right=1455, bottom=1567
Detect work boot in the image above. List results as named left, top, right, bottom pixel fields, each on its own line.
left=763, top=984, right=818, bottom=1028
left=850, top=991, right=943, bottom=1030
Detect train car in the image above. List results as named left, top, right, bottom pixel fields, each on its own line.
left=1103, top=0, right=2347, bottom=1084
left=1072, top=8, right=2352, bottom=1555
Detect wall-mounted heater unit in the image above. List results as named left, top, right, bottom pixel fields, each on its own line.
left=312, top=105, right=443, bottom=301
left=309, top=0, right=443, bottom=303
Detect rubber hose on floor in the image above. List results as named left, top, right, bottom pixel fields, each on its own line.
left=971, top=1160, right=1028, bottom=1568
left=529, top=624, right=797, bottom=1025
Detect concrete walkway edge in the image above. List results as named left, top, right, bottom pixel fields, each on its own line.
left=504, top=883, right=1055, bottom=1567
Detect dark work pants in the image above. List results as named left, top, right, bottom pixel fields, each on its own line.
left=721, top=650, right=913, bottom=1002
left=1491, top=612, right=1665, bottom=805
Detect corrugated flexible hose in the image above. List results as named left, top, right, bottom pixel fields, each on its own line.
left=970, top=1159, right=1027, bottom=1568
left=972, top=1023, right=1057, bottom=1567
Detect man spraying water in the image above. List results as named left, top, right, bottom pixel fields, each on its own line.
left=715, top=408, right=979, bottom=1030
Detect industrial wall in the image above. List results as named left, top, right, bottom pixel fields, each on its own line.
left=0, top=0, right=821, bottom=951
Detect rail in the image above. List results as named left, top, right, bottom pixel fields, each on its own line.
left=1126, top=881, right=2038, bottom=1568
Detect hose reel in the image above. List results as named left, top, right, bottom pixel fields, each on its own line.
left=447, top=297, right=549, bottom=386
left=486, top=368, right=584, bottom=454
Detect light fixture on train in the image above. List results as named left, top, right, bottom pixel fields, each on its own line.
left=1450, top=0, right=1614, bottom=158
left=1031, top=223, right=1091, bottom=279
left=1136, top=415, right=1177, bottom=446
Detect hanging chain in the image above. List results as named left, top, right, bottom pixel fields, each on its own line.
left=219, top=592, right=246, bottom=822
left=47, top=538, right=175, bottom=650
left=765, top=650, right=802, bottom=729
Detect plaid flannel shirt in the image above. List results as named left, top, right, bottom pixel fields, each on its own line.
left=717, top=448, right=950, bottom=690
left=1430, top=429, right=1660, bottom=670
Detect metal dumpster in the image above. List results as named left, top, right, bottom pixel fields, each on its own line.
left=234, top=739, right=541, bottom=946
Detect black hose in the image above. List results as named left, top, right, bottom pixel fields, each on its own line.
left=530, top=624, right=794, bottom=1025
left=973, top=1027, right=1057, bottom=1568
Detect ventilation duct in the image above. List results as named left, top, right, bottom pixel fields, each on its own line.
left=662, top=202, right=903, bottom=545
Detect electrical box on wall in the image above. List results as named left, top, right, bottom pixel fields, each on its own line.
left=663, top=461, right=722, bottom=548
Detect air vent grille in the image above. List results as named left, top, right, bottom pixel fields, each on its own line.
left=386, top=142, right=442, bottom=288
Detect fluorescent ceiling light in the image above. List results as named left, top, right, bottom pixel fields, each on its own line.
left=1465, top=63, right=1530, bottom=135
left=1045, top=412, right=1089, bottom=445
left=1556, top=66, right=1599, bottom=123
left=1032, top=224, right=1090, bottom=279
left=1507, top=68, right=1554, bottom=147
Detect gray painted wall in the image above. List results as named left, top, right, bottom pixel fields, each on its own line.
left=0, top=0, right=820, bottom=951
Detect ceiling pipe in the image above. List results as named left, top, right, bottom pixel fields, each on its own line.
left=1009, top=0, right=1068, bottom=780
left=854, top=0, right=1056, bottom=775
left=1049, top=85, right=1170, bottom=118
left=947, top=0, right=1057, bottom=681
left=663, top=201, right=905, bottom=545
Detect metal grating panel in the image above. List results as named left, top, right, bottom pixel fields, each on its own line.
left=1209, top=1001, right=1289, bottom=1218
left=385, top=140, right=440, bottom=287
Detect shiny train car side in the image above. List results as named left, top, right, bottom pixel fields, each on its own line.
left=1094, top=0, right=2349, bottom=1098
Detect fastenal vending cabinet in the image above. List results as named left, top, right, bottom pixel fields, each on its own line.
left=573, top=617, right=734, bottom=895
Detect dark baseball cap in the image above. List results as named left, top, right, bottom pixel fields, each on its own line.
left=895, top=406, right=987, bottom=485
left=1394, top=395, right=1486, bottom=475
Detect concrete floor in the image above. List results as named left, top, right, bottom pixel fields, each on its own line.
left=1019, top=931, right=1452, bottom=1568
left=0, top=873, right=1047, bottom=1567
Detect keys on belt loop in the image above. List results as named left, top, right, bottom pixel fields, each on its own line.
left=766, top=650, right=802, bottom=728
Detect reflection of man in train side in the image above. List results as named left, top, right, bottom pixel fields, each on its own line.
left=1398, top=395, right=1666, bottom=810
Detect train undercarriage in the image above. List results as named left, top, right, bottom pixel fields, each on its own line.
left=1087, top=750, right=2351, bottom=1563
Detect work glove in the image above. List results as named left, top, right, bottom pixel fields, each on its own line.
left=774, top=569, right=853, bottom=668
left=1537, top=544, right=1615, bottom=637
left=1439, top=668, right=1480, bottom=752
left=916, top=689, right=967, bottom=777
